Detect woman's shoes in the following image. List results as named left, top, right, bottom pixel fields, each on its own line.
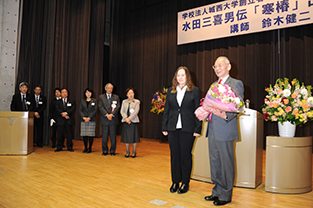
left=87, top=149, right=91, bottom=153
left=125, top=152, right=130, bottom=158
left=82, top=149, right=87, bottom=153
left=170, top=183, right=179, bottom=193
left=131, top=152, right=136, bottom=158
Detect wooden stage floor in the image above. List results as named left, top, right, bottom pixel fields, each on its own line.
left=0, top=136, right=312, bottom=208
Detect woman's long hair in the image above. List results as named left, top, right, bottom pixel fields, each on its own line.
left=171, top=66, right=194, bottom=93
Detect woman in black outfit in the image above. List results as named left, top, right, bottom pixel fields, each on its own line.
left=162, top=66, right=202, bottom=194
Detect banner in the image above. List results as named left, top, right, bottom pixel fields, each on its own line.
left=178, top=0, right=313, bottom=45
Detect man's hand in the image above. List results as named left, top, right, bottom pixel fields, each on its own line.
left=34, top=112, right=40, bottom=118
left=106, top=114, right=113, bottom=121
left=212, top=108, right=227, bottom=119
left=61, top=112, right=67, bottom=117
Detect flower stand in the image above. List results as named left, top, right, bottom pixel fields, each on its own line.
left=265, top=136, right=312, bottom=193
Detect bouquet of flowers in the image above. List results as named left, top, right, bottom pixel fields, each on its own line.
left=262, top=78, right=313, bottom=125
left=150, top=87, right=168, bottom=114
left=195, top=84, right=244, bottom=121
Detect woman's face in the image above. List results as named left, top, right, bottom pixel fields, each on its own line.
left=127, top=90, right=134, bottom=100
left=176, top=69, right=186, bottom=86
left=85, top=90, right=92, bottom=99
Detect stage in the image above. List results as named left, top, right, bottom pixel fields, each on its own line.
left=0, top=136, right=312, bottom=208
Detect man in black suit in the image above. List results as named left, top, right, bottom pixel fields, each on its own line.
left=98, top=83, right=120, bottom=156
left=54, top=88, right=75, bottom=152
left=204, top=56, right=244, bottom=206
left=49, top=88, right=62, bottom=148
left=31, top=85, right=47, bottom=147
left=10, top=82, right=34, bottom=111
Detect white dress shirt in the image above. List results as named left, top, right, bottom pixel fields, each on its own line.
left=176, top=85, right=187, bottom=129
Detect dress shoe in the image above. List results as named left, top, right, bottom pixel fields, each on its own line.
left=177, top=184, right=189, bottom=194
left=111, top=153, right=116, bottom=156
left=54, top=149, right=62, bottom=152
left=51, top=145, right=56, bottom=148
left=213, top=199, right=231, bottom=206
left=131, top=152, right=136, bottom=158
left=82, top=149, right=88, bottom=153
left=169, top=183, right=179, bottom=193
left=102, top=152, right=108, bottom=156
left=87, top=149, right=91, bottom=153
left=67, top=149, right=74, bottom=152
left=38, top=145, right=43, bottom=148
left=125, top=152, right=130, bottom=157
left=204, top=195, right=218, bottom=201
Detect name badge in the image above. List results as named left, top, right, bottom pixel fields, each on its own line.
left=39, top=101, right=43, bottom=105
left=67, top=103, right=72, bottom=107
left=130, top=109, right=135, bottom=114
left=91, top=102, right=95, bottom=106
left=113, top=101, right=117, bottom=104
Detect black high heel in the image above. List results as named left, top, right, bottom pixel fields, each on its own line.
left=131, top=152, right=136, bottom=158
left=125, top=152, right=130, bottom=158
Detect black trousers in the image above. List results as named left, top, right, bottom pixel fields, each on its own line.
left=102, top=125, right=117, bottom=153
left=51, top=123, right=58, bottom=146
left=34, top=116, right=44, bottom=146
left=168, top=130, right=195, bottom=185
left=57, top=123, right=73, bottom=150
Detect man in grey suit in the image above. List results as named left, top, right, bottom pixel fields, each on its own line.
left=204, top=56, right=244, bottom=206
left=98, top=83, right=120, bottom=156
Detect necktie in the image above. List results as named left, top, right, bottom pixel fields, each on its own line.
left=218, top=79, right=222, bottom=84
left=108, top=95, right=111, bottom=104
left=22, top=95, right=26, bottom=111
left=63, top=99, right=66, bottom=108
left=36, top=96, right=39, bottom=107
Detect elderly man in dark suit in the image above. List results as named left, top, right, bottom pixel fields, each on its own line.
left=31, top=84, right=47, bottom=147
left=98, top=83, right=120, bottom=156
left=10, top=82, right=34, bottom=112
left=54, top=88, right=75, bottom=152
left=204, top=56, right=244, bottom=206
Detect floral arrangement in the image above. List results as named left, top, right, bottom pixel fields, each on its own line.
left=262, top=78, right=313, bottom=125
left=195, top=84, right=244, bottom=121
left=150, top=87, right=168, bottom=114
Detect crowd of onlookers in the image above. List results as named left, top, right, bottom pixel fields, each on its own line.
left=10, top=82, right=140, bottom=158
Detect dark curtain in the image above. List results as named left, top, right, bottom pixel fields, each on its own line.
left=110, top=0, right=313, bottom=143
left=17, top=0, right=106, bottom=145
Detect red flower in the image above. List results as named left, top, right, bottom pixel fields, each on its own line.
left=263, top=97, right=270, bottom=103
left=263, top=113, right=270, bottom=120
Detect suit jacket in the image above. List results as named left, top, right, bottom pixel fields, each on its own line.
left=49, top=98, right=60, bottom=121
left=98, top=93, right=120, bottom=125
left=54, top=98, right=75, bottom=126
left=206, top=76, right=244, bottom=141
left=79, top=98, right=97, bottom=122
left=120, top=99, right=140, bottom=123
left=162, top=86, right=202, bottom=134
left=30, top=94, right=47, bottom=117
left=10, top=92, right=34, bottom=111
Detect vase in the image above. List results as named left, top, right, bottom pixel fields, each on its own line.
left=278, top=121, right=296, bottom=137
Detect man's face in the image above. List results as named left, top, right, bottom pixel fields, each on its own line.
left=105, top=84, right=113, bottom=94
left=61, top=89, right=68, bottom=99
left=34, top=87, right=41, bottom=96
left=213, top=57, right=231, bottom=79
left=55, top=90, right=61, bottom=98
left=19, top=85, right=28, bottom=94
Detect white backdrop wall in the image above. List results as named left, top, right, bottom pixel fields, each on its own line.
left=0, top=0, right=21, bottom=111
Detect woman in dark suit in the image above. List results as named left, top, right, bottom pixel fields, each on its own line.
left=79, top=88, right=97, bottom=153
left=162, top=66, right=202, bottom=194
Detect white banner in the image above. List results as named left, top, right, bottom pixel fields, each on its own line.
left=178, top=0, right=313, bottom=45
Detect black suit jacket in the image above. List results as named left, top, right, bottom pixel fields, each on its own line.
left=162, top=86, right=202, bottom=134
left=98, top=94, right=120, bottom=125
left=79, top=98, right=98, bottom=122
left=49, top=98, right=60, bottom=120
left=30, top=94, right=47, bottom=117
left=54, top=98, right=75, bottom=126
left=10, top=93, right=34, bottom=111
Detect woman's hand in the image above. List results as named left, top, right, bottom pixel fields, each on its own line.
left=125, top=117, right=131, bottom=124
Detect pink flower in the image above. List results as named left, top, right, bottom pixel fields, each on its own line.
left=285, top=106, right=292, bottom=112
left=271, top=116, right=277, bottom=121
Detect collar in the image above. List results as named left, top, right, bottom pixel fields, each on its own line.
left=176, top=85, right=188, bottom=92
left=218, top=75, right=230, bottom=84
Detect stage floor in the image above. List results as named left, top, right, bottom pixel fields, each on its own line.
left=0, top=136, right=312, bottom=208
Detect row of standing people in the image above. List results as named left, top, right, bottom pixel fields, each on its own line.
left=10, top=83, right=140, bottom=158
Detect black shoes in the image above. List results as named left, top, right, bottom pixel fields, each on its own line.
left=102, top=152, right=108, bottom=156
left=170, top=183, right=179, bottom=193
left=83, top=149, right=88, bottom=153
left=125, top=152, right=130, bottom=157
left=213, top=199, right=231, bottom=206
left=204, top=195, right=218, bottom=201
left=111, top=153, right=116, bottom=156
left=177, top=184, right=189, bottom=194
left=131, top=152, right=136, bottom=158
left=67, top=149, right=74, bottom=152
left=54, top=149, right=62, bottom=152
left=87, top=149, right=91, bottom=153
